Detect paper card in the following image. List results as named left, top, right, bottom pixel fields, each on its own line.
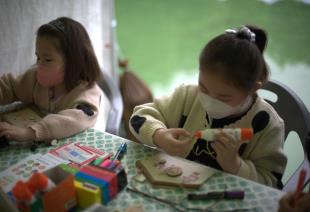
left=49, top=142, right=105, bottom=166
left=0, top=153, right=66, bottom=192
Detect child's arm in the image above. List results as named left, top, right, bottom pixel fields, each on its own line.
left=29, top=107, right=99, bottom=140
left=0, top=104, right=98, bottom=142
left=29, top=85, right=101, bottom=141
left=129, top=84, right=194, bottom=147
left=236, top=120, right=287, bottom=188
left=0, top=69, right=36, bottom=105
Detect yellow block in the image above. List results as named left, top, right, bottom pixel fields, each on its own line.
left=74, top=180, right=101, bottom=209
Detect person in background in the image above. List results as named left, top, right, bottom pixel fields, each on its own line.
left=0, top=17, right=106, bottom=142
left=129, top=25, right=287, bottom=188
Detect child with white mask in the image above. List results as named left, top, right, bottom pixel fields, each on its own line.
left=129, top=25, right=287, bottom=188
left=0, top=17, right=107, bottom=143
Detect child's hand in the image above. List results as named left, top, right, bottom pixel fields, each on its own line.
left=0, top=122, right=36, bottom=142
left=211, top=132, right=242, bottom=174
left=153, top=128, right=193, bottom=157
left=278, top=192, right=310, bottom=212
left=278, top=192, right=295, bottom=212
left=294, top=192, right=310, bottom=212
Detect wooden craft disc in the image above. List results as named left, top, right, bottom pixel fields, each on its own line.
left=154, top=158, right=166, bottom=166
left=157, top=158, right=166, bottom=165
left=165, top=166, right=182, bottom=177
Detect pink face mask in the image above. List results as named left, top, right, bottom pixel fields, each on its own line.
left=36, top=65, right=64, bottom=87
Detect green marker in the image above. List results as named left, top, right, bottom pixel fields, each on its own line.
left=92, top=152, right=112, bottom=166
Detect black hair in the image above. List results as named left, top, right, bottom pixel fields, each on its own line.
left=199, top=25, right=269, bottom=92
left=36, top=17, right=101, bottom=91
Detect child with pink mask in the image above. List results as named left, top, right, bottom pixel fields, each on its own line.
left=129, top=25, right=287, bottom=188
left=0, top=17, right=105, bottom=142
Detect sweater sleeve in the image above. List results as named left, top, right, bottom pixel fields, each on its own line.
left=129, top=85, right=189, bottom=146
left=237, top=119, right=287, bottom=188
left=0, top=69, right=36, bottom=105
left=29, top=84, right=101, bottom=141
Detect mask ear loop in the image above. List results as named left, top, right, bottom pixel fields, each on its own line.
left=205, top=111, right=213, bottom=128
left=209, top=117, right=213, bottom=128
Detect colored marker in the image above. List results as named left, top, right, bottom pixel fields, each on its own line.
left=187, top=190, right=245, bottom=200
left=92, top=153, right=112, bottom=166
left=112, top=143, right=127, bottom=161
left=107, top=160, right=120, bottom=170
left=294, top=169, right=307, bottom=205
left=105, top=143, right=127, bottom=171
left=100, top=159, right=112, bottom=168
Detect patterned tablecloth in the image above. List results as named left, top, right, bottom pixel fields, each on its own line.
left=0, top=128, right=285, bottom=212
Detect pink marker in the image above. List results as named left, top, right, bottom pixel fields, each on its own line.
left=100, top=159, right=112, bottom=168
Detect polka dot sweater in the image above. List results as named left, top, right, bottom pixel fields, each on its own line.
left=130, top=84, right=287, bottom=188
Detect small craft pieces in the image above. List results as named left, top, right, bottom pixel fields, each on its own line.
left=136, top=152, right=216, bottom=189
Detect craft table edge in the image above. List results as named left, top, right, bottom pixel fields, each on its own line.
left=0, top=128, right=286, bottom=212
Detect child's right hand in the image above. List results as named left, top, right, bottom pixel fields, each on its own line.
left=153, top=128, right=193, bottom=157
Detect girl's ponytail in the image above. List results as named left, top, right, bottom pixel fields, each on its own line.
left=246, top=25, right=269, bottom=84
left=246, top=25, right=267, bottom=54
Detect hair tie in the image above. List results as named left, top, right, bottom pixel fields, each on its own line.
left=48, top=19, right=65, bottom=33
left=225, top=29, right=237, bottom=34
left=225, top=26, right=256, bottom=43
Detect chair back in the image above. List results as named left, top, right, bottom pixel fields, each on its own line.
left=261, top=80, right=310, bottom=191
left=97, top=71, right=123, bottom=135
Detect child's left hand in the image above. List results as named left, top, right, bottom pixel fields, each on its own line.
left=211, top=132, right=242, bottom=174
left=0, top=122, right=36, bottom=142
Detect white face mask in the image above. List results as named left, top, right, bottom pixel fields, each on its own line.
left=198, top=91, right=252, bottom=119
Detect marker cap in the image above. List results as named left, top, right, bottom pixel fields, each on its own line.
left=225, top=190, right=245, bottom=199
left=194, top=131, right=202, bottom=139
left=241, top=128, right=253, bottom=140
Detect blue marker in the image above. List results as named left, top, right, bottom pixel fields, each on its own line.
left=108, top=143, right=127, bottom=170
left=112, top=143, right=127, bottom=161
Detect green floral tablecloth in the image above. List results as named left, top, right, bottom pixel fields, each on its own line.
left=0, top=128, right=285, bottom=212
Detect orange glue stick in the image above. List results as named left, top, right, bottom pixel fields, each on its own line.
left=194, top=128, right=253, bottom=141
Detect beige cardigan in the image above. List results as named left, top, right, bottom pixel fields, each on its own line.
left=0, top=68, right=102, bottom=141
left=129, top=84, right=287, bottom=188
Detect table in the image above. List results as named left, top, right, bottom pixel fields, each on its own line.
left=0, top=128, right=285, bottom=212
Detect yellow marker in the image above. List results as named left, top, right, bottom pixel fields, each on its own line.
left=74, top=180, right=101, bottom=209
